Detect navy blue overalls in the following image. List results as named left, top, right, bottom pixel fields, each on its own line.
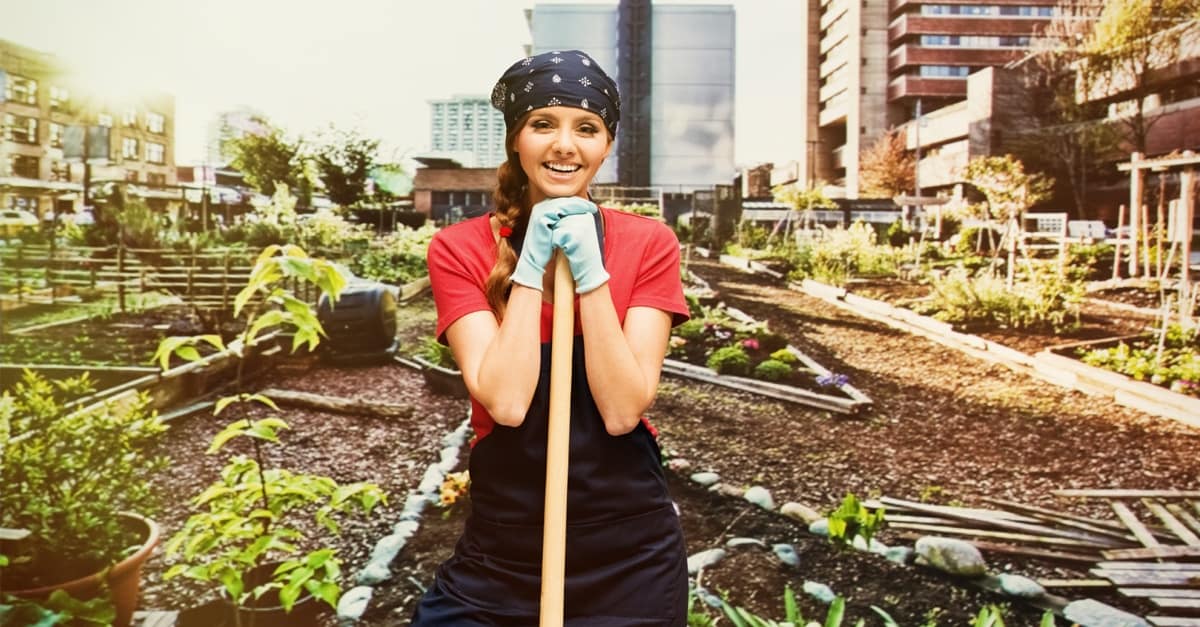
left=411, top=333, right=688, bottom=626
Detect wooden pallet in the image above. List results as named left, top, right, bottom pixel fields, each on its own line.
left=1051, top=490, right=1200, bottom=625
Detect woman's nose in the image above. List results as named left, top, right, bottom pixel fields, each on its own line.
left=551, top=128, right=574, bottom=154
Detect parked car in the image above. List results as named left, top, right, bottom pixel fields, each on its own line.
left=0, top=209, right=38, bottom=237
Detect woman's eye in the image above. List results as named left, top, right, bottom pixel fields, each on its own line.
left=578, top=125, right=599, bottom=135
left=531, top=120, right=552, bottom=130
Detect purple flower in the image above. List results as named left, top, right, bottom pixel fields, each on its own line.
left=817, top=372, right=849, bottom=388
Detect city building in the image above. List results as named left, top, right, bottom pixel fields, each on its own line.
left=428, top=95, right=508, bottom=168
left=798, top=0, right=1055, bottom=198
left=528, top=1, right=736, bottom=192
left=0, top=37, right=178, bottom=219
left=411, top=157, right=497, bottom=223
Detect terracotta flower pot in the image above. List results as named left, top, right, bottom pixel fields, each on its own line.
left=9, top=512, right=160, bottom=627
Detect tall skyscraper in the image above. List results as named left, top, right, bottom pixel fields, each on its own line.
left=529, top=1, right=735, bottom=192
left=428, top=95, right=508, bottom=168
left=800, top=0, right=1055, bottom=197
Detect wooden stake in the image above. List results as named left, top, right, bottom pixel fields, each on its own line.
left=540, top=253, right=574, bottom=627
left=1114, top=203, right=1127, bottom=281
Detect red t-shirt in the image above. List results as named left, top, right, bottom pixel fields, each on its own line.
left=426, top=207, right=690, bottom=442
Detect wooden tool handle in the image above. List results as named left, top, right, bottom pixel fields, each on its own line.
left=540, top=252, right=574, bottom=626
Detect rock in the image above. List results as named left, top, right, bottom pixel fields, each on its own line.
left=336, top=585, right=373, bottom=624
left=356, top=560, right=392, bottom=586
left=667, top=458, right=692, bottom=471
left=802, top=581, right=837, bottom=604
left=780, top=502, right=823, bottom=525
left=437, top=446, right=459, bottom=473
left=709, top=483, right=745, bottom=499
left=392, top=519, right=419, bottom=538
left=417, top=465, right=444, bottom=495
left=744, top=486, right=776, bottom=510
left=369, top=531, right=409, bottom=563
left=772, top=543, right=800, bottom=568
left=808, top=518, right=830, bottom=537
left=687, top=548, right=727, bottom=575
left=1063, top=599, right=1150, bottom=627
left=914, top=536, right=988, bottom=577
left=997, top=573, right=1045, bottom=599
left=693, top=586, right=725, bottom=609
left=726, top=537, right=767, bottom=549
left=851, top=535, right=889, bottom=554
left=399, top=493, right=428, bottom=521
left=883, top=546, right=914, bottom=565
left=690, top=471, right=720, bottom=486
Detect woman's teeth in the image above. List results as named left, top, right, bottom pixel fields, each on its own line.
left=545, top=163, right=581, bottom=173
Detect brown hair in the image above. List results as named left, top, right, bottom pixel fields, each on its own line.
left=484, top=124, right=530, bottom=318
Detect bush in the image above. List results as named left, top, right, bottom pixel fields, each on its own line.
left=954, top=226, right=1002, bottom=255
left=785, top=222, right=900, bottom=286
left=674, top=318, right=707, bottom=341
left=753, top=359, right=793, bottom=382
left=885, top=219, right=915, bottom=247
left=707, top=345, right=750, bottom=376
left=917, top=265, right=1083, bottom=332
left=352, top=224, right=437, bottom=285
left=769, top=348, right=798, bottom=364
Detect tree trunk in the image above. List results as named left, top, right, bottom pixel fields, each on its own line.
left=257, top=387, right=413, bottom=419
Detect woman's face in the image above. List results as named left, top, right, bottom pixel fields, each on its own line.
left=513, top=106, right=612, bottom=205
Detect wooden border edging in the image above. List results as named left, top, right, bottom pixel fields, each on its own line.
left=661, top=358, right=866, bottom=414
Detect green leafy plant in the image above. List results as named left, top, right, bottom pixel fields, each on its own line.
left=754, top=359, right=793, bottom=382
left=707, top=345, right=751, bottom=376
left=419, top=335, right=458, bottom=370
left=0, top=588, right=116, bottom=626
left=156, top=245, right=386, bottom=620
left=916, top=265, right=1083, bottom=333
left=0, top=370, right=166, bottom=592
left=1080, top=324, right=1200, bottom=395
left=350, top=223, right=436, bottom=285
left=827, top=493, right=886, bottom=548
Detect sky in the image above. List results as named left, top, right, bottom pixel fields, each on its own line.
left=0, top=0, right=805, bottom=170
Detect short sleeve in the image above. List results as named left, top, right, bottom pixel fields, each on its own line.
left=628, top=224, right=690, bottom=327
left=428, top=231, right=493, bottom=343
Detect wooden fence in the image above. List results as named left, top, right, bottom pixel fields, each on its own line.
left=0, top=244, right=324, bottom=312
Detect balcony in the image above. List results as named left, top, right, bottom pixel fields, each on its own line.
left=888, top=44, right=1023, bottom=73
left=888, top=75, right=967, bottom=101
left=888, top=14, right=1051, bottom=43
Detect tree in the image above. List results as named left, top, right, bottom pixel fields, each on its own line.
left=859, top=129, right=915, bottom=198
left=1006, top=0, right=1119, bottom=219
left=312, top=128, right=381, bottom=208
left=223, top=117, right=311, bottom=206
left=1083, top=0, right=1198, bottom=154
left=962, top=155, right=1055, bottom=286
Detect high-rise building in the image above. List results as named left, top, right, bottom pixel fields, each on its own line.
left=529, top=1, right=735, bottom=192
left=799, top=0, right=1055, bottom=198
left=428, top=95, right=508, bottom=168
left=0, top=38, right=178, bottom=218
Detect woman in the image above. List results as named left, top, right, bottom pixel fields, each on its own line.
left=413, top=50, right=689, bottom=626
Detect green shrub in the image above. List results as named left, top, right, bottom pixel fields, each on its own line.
left=675, top=318, right=707, bottom=340
left=707, top=345, right=750, bottom=376
left=769, top=348, right=798, bottom=364
left=954, top=226, right=1001, bottom=255
left=351, top=224, right=437, bottom=285
left=916, top=266, right=1083, bottom=332
left=753, top=359, right=793, bottom=382
left=885, top=218, right=915, bottom=247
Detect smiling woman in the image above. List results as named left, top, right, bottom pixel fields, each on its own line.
left=412, top=49, right=693, bottom=626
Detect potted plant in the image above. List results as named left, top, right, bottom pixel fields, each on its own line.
left=412, top=336, right=467, bottom=398
left=156, top=245, right=386, bottom=627
left=0, top=370, right=167, bottom=627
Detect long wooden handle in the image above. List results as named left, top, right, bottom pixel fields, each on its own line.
left=540, top=252, right=574, bottom=626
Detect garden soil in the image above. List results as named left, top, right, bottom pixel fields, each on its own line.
left=136, top=258, right=1200, bottom=626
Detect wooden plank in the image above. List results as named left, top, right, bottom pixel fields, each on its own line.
left=879, top=496, right=1123, bottom=547
left=982, top=496, right=1137, bottom=534
left=1148, top=617, right=1200, bottom=626
left=1036, top=578, right=1114, bottom=588
left=1175, top=504, right=1200, bottom=536
left=1090, top=569, right=1200, bottom=585
left=1147, top=500, right=1200, bottom=546
left=1113, top=501, right=1162, bottom=547
left=1154, top=598, right=1200, bottom=609
left=132, top=611, right=178, bottom=627
left=889, top=522, right=1105, bottom=547
left=949, top=538, right=1101, bottom=564
left=1121, top=588, right=1200, bottom=598
left=1055, top=489, right=1200, bottom=499
left=873, top=498, right=1040, bottom=522
left=1105, top=546, right=1200, bottom=560
left=0, top=528, right=31, bottom=542
left=1098, top=562, right=1200, bottom=571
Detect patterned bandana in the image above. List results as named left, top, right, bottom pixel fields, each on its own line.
left=490, top=49, right=620, bottom=136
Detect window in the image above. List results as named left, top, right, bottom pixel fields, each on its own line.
left=147, top=112, right=165, bottom=134
left=4, top=75, right=37, bottom=105
left=4, top=114, right=38, bottom=144
left=50, top=122, right=65, bottom=148
left=97, top=113, right=113, bottom=127
left=8, top=196, right=38, bottom=212
left=919, top=65, right=971, bottom=78
left=8, top=155, right=40, bottom=179
left=122, top=108, right=138, bottom=127
left=122, top=137, right=139, bottom=160
left=125, top=170, right=139, bottom=182
left=147, top=172, right=166, bottom=186
left=50, top=86, right=70, bottom=110
left=146, top=141, right=165, bottom=164
left=432, top=191, right=450, bottom=205
left=50, top=161, right=71, bottom=182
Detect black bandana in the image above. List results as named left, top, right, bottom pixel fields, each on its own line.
left=490, top=50, right=620, bottom=136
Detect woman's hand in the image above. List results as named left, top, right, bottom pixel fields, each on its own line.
left=510, top=197, right=598, bottom=290
left=552, top=213, right=609, bottom=294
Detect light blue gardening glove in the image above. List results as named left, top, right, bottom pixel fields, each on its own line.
left=552, top=212, right=609, bottom=294
left=510, top=197, right=598, bottom=290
